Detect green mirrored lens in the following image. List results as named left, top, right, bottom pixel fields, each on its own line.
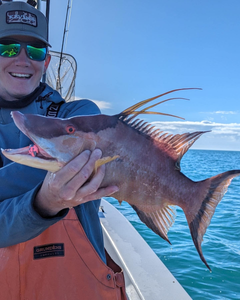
left=27, top=45, right=47, bottom=61
left=0, top=43, right=20, bottom=57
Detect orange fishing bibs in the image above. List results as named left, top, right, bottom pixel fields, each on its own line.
left=0, top=209, right=127, bottom=300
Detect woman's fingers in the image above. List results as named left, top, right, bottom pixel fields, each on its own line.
left=53, top=150, right=92, bottom=186
left=60, top=149, right=103, bottom=200
left=34, top=149, right=119, bottom=217
left=74, top=164, right=118, bottom=203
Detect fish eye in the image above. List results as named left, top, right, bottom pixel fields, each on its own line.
left=66, top=125, right=75, bottom=134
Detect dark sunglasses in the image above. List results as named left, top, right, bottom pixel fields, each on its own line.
left=0, top=39, right=47, bottom=61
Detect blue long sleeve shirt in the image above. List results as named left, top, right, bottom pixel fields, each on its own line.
left=0, top=83, right=106, bottom=263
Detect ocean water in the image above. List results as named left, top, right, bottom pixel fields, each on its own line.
left=107, top=150, right=240, bottom=300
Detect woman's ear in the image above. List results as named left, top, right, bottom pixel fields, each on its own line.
left=43, top=53, right=51, bottom=73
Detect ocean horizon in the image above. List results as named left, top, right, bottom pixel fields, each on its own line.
left=192, top=148, right=240, bottom=152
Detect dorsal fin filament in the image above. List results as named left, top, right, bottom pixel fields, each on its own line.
left=120, top=88, right=201, bottom=119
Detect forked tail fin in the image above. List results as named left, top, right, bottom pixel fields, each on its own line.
left=185, top=170, right=240, bottom=271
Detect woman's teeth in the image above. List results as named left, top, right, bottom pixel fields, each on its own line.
left=11, top=73, right=31, bottom=78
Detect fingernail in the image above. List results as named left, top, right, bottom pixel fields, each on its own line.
left=93, top=149, right=102, bottom=157
left=83, top=150, right=91, bottom=155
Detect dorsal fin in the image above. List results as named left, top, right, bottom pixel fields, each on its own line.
left=118, top=88, right=206, bottom=169
left=124, top=122, right=207, bottom=170
left=166, top=131, right=207, bottom=170
left=152, top=129, right=207, bottom=170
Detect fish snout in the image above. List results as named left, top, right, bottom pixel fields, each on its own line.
left=11, top=111, right=27, bottom=133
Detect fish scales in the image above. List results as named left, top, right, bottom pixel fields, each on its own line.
left=99, top=120, right=185, bottom=205
left=2, top=88, right=240, bottom=271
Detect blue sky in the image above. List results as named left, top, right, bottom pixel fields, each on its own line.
left=41, top=0, right=240, bottom=150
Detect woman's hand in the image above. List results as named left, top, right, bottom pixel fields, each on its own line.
left=34, top=149, right=119, bottom=217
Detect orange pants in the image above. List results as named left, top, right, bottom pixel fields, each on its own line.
left=0, top=209, right=127, bottom=300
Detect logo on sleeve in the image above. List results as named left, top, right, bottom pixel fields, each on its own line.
left=34, top=243, right=64, bottom=259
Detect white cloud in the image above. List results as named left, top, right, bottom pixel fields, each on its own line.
left=151, top=120, right=240, bottom=151
left=73, top=97, right=112, bottom=110
left=91, top=100, right=112, bottom=110
left=210, top=111, right=238, bottom=115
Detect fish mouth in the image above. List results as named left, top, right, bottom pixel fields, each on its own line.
left=1, top=111, right=62, bottom=172
left=2, top=144, right=62, bottom=173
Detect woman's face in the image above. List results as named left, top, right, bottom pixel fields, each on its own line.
left=0, top=35, right=51, bottom=101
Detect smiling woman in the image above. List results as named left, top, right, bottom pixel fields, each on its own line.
left=0, top=1, right=127, bottom=299
left=0, top=36, right=50, bottom=101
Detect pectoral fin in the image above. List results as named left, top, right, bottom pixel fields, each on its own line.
left=94, top=155, right=119, bottom=173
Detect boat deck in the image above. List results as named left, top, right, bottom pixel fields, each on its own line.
left=100, top=199, right=192, bottom=300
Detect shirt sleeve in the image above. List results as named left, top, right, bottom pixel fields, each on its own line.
left=58, top=99, right=101, bottom=118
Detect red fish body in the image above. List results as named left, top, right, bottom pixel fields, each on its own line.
left=3, top=89, right=240, bottom=271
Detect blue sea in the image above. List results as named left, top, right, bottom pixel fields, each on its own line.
left=107, top=150, right=240, bottom=300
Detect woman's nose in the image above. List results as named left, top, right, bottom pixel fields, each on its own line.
left=14, top=48, right=31, bottom=66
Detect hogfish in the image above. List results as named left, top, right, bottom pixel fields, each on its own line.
left=2, top=88, right=240, bottom=271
